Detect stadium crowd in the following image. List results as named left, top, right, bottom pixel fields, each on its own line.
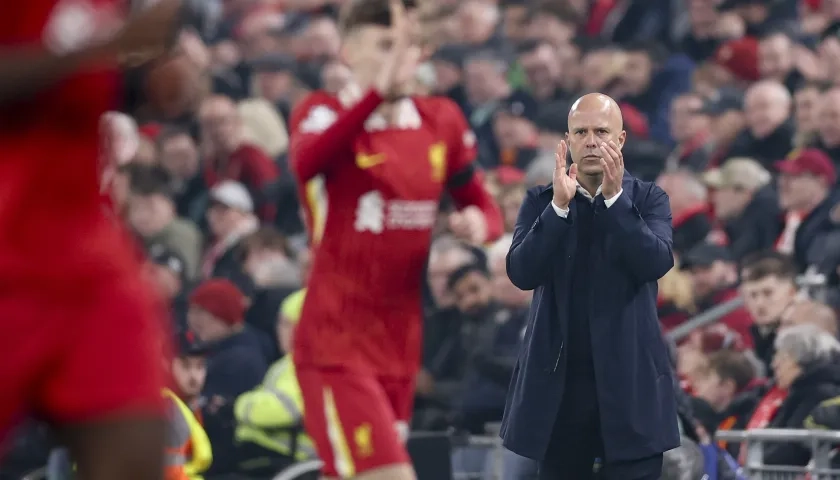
left=5, top=0, right=840, bottom=478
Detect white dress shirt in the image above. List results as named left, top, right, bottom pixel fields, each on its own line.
left=551, top=184, right=623, bottom=217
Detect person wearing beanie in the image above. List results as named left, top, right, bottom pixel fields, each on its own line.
left=187, top=278, right=271, bottom=477
left=187, top=278, right=269, bottom=399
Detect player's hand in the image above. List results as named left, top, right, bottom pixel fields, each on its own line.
left=109, top=0, right=184, bottom=67
left=599, top=141, right=624, bottom=199
left=449, top=205, right=487, bottom=245
left=373, top=0, right=422, bottom=98
left=552, top=140, right=577, bottom=209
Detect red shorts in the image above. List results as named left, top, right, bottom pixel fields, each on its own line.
left=296, top=366, right=415, bottom=477
left=0, top=272, right=166, bottom=437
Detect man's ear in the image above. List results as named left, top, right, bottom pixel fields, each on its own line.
left=618, top=130, right=627, bottom=150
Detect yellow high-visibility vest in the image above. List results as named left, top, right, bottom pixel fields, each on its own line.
left=163, top=388, right=213, bottom=480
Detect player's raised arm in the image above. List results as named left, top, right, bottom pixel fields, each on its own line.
left=439, top=98, right=503, bottom=245
left=289, top=0, right=421, bottom=182
left=0, top=0, right=184, bottom=106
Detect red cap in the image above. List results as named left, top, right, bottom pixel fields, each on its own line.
left=714, top=37, right=759, bottom=82
left=189, top=279, right=248, bottom=326
left=775, top=148, right=837, bottom=185
left=698, top=324, right=745, bottom=353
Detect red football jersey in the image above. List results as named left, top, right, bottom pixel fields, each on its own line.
left=289, top=89, right=489, bottom=377
left=0, top=0, right=135, bottom=284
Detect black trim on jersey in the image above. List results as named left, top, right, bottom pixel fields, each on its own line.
left=447, top=163, right=476, bottom=189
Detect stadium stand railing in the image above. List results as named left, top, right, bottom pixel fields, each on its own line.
left=715, top=429, right=840, bottom=480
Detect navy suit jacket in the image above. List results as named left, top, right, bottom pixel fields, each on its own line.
left=500, top=172, right=681, bottom=462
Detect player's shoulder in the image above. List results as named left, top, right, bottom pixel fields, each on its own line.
left=413, top=95, right=462, bottom=116
left=290, top=90, right=343, bottom=132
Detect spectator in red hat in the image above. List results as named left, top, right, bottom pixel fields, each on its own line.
left=776, top=148, right=840, bottom=277
left=713, top=37, right=760, bottom=84
left=187, top=278, right=269, bottom=399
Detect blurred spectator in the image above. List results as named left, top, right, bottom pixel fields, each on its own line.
left=757, top=30, right=804, bottom=92
left=657, top=169, right=714, bottom=256
left=147, top=243, right=190, bottom=328
left=681, top=243, right=755, bottom=344
left=702, top=157, right=781, bottom=260
left=666, top=92, right=714, bottom=171
left=202, top=181, right=260, bottom=293
left=129, top=165, right=204, bottom=280
left=776, top=149, right=840, bottom=281
left=740, top=252, right=800, bottom=371
left=493, top=98, right=539, bottom=169
left=198, top=94, right=280, bottom=221
left=793, top=81, right=825, bottom=147
left=726, top=80, right=794, bottom=169
left=658, top=265, right=697, bottom=333
left=516, top=39, right=565, bottom=103
left=763, top=324, right=840, bottom=465
left=697, top=87, right=748, bottom=167
left=815, top=87, right=840, bottom=165
left=156, top=127, right=207, bottom=224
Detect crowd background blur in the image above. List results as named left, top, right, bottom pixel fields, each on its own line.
left=5, top=0, right=840, bottom=478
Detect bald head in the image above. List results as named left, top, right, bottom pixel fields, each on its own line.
left=569, top=93, right=624, bottom=130
left=566, top=92, right=627, bottom=177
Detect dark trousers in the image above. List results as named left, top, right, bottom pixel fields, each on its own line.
left=538, top=409, right=663, bottom=480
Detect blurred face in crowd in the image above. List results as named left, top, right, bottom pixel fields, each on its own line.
left=452, top=270, right=493, bottom=317
left=669, top=94, right=709, bottom=143
left=147, top=263, right=181, bottom=300
left=159, top=133, right=199, bottom=181
left=321, top=61, right=352, bottom=94
left=210, top=40, right=241, bottom=70
left=678, top=346, right=709, bottom=387
left=657, top=171, right=707, bottom=213
left=818, top=37, right=840, bottom=83
left=758, top=33, right=793, bottom=81
left=707, top=109, right=746, bottom=144
left=499, top=187, right=525, bottom=233
left=464, top=58, right=508, bottom=106
left=187, top=307, right=230, bottom=343
left=431, top=60, right=462, bottom=94
left=621, top=50, right=654, bottom=97
left=778, top=172, right=826, bottom=211
left=457, top=1, right=498, bottom=45
left=566, top=94, right=627, bottom=178
left=538, top=129, right=564, bottom=154
left=734, top=3, right=769, bottom=25
left=493, top=113, right=536, bottom=149
left=518, top=43, right=561, bottom=100
left=687, top=260, right=736, bottom=299
left=780, top=300, right=839, bottom=336
left=818, top=89, right=840, bottom=147
left=277, top=313, right=297, bottom=354
left=688, top=0, right=717, bottom=37
left=555, top=41, right=581, bottom=92
left=427, top=248, right=473, bottom=307
left=794, top=85, right=822, bottom=136
left=711, top=185, right=752, bottom=220
left=527, top=16, right=575, bottom=49
left=199, top=96, right=242, bottom=154
left=302, top=17, right=341, bottom=61
left=254, top=70, right=294, bottom=103
left=693, top=370, right=736, bottom=412
left=772, top=349, right=802, bottom=390
left=580, top=50, right=618, bottom=93
left=207, top=202, right=245, bottom=239
left=502, top=5, right=529, bottom=41
left=129, top=192, right=175, bottom=238
left=744, top=82, right=790, bottom=139
left=489, top=250, right=530, bottom=308
left=172, top=355, right=206, bottom=399
left=741, top=275, right=797, bottom=326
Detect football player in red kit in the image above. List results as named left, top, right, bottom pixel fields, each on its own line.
left=0, top=1, right=184, bottom=479
left=288, top=0, right=503, bottom=478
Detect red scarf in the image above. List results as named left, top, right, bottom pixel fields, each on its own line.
left=739, top=386, right=788, bottom=464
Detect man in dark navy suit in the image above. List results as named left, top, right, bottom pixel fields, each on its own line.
left=500, top=93, right=680, bottom=480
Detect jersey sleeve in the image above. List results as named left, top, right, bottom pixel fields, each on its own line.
left=289, top=89, right=383, bottom=183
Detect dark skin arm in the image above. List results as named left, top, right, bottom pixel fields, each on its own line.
left=0, top=0, right=183, bottom=107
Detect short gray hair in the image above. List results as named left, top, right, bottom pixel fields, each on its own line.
left=775, top=324, right=840, bottom=367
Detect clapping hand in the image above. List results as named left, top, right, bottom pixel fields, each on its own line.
left=599, top=141, right=624, bottom=199
left=552, top=140, right=577, bottom=209
left=373, top=0, right=422, bottom=98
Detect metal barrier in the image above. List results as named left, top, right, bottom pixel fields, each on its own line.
left=715, top=429, right=840, bottom=480
left=667, top=296, right=745, bottom=342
